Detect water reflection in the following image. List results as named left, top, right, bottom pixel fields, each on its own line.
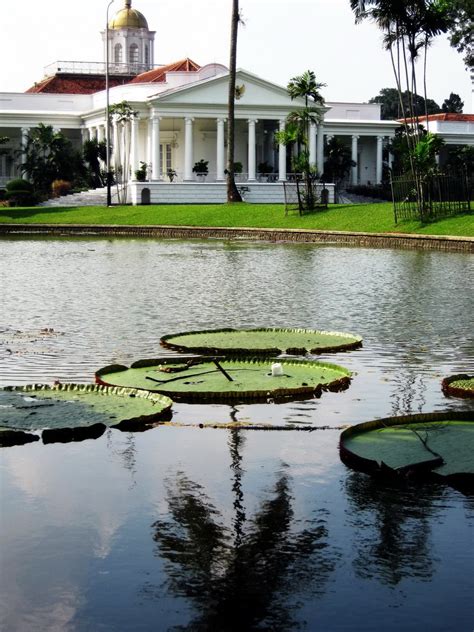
left=344, top=472, right=446, bottom=585
left=150, top=432, right=337, bottom=630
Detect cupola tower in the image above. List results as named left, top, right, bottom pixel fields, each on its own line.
left=102, top=0, right=155, bottom=74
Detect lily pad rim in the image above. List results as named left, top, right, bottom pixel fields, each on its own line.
left=442, top=374, right=474, bottom=399
left=339, top=410, right=474, bottom=482
left=160, top=327, right=363, bottom=355
left=95, top=356, right=352, bottom=403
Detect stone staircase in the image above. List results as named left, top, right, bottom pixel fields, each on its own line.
left=39, top=187, right=119, bottom=207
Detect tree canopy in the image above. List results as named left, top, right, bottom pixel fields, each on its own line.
left=441, top=92, right=464, bottom=113
left=369, top=88, right=441, bottom=120
left=441, top=0, right=474, bottom=69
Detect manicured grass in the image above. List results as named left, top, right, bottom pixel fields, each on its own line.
left=0, top=202, right=473, bottom=237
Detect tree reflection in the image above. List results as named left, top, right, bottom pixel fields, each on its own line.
left=345, top=471, right=445, bottom=586
left=150, top=430, right=336, bottom=630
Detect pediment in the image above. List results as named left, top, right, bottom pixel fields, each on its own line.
left=148, top=70, right=305, bottom=109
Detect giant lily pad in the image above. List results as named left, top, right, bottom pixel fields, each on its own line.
left=442, top=374, right=474, bottom=399
left=160, top=327, right=362, bottom=355
left=340, top=411, right=474, bottom=494
left=96, top=357, right=352, bottom=403
left=0, top=384, right=173, bottom=446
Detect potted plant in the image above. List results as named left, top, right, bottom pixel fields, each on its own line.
left=192, top=159, right=209, bottom=180
left=257, top=161, right=273, bottom=181
left=167, top=168, right=177, bottom=182
left=134, top=161, right=148, bottom=182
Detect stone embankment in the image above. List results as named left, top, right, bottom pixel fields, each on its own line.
left=0, top=223, right=473, bottom=252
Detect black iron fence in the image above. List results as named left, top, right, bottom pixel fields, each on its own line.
left=391, top=172, right=472, bottom=223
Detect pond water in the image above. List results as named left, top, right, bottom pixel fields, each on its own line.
left=1, top=237, right=473, bottom=631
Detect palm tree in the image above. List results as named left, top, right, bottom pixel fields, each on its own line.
left=351, top=1, right=450, bottom=218
left=226, top=0, right=242, bottom=202
left=276, top=70, right=325, bottom=211
left=287, top=70, right=326, bottom=108
left=150, top=442, right=336, bottom=629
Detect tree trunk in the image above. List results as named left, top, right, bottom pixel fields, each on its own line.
left=226, top=0, right=242, bottom=203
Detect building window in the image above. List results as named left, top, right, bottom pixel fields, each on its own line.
left=114, top=44, right=122, bottom=64
left=160, top=143, right=173, bottom=175
left=130, top=44, right=139, bottom=64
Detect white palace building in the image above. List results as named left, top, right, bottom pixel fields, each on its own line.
left=0, top=0, right=472, bottom=204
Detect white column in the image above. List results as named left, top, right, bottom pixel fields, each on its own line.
left=376, top=135, right=383, bottom=184
left=278, top=118, right=286, bottom=182
left=97, top=125, right=105, bottom=144
left=20, top=127, right=29, bottom=165
left=90, top=126, right=97, bottom=141
left=184, top=117, right=194, bottom=181
left=247, top=118, right=258, bottom=181
left=216, top=118, right=225, bottom=181
left=151, top=114, right=161, bottom=180
left=316, top=124, right=324, bottom=175
left=309, top=122, right=317, bottom=166
left=351, top=135, right=359, bottom=185
left=130, top=116, right=139, bottom=175
left=147, top=118, right=152, bottom=169
left=112, top=120, right=119, bottom=170
left=81, top=127, right=88, bottom=144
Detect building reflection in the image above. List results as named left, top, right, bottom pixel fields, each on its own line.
left=149, top=429, right=337, bottom=630
left=344, top=471, right=446, bottom=586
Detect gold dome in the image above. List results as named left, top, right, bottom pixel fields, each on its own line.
left=109, top=1, right=148, bottom=29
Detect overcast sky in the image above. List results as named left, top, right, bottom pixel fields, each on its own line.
left=1, top=0, right=471, bottom=110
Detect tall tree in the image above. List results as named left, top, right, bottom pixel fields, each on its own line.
left=226, top=0, right=242, bottom=203
left=441, top=0, right=474, bottom=70
left=351, top=0, right=450, bottom=219
left=109, top=100, right=138, bottom=204
left=441, top=92, right=464, bottom=113
left=275, top=70, right=325, bottom=210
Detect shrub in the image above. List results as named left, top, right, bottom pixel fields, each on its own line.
left=6, top=178, right=34, bottom=193
left=6, top=190, right=38, bottom=207
left=346, top=184, right=392, bottom=201
left=52, top=179, right=72, bottom=197
left=0, top=189, right=6, bottom=201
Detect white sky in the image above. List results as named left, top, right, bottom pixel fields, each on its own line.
left=1, top=0, right=471, bottom=111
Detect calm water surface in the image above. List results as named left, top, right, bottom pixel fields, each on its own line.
left=0, top=237, right=473, bottom=631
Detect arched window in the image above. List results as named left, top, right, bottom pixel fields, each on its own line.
left=144, top=45, right=149, bottom=66
left=114, top=43, right=122, bottom=64
left=129, top=44, right=139, bottom=64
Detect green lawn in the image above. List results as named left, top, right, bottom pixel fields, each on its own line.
left=0, top=202, right=473, bottom=237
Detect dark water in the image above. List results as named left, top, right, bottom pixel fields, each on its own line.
left=1, top=237, right=473, bottom=631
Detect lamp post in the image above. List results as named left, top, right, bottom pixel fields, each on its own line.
left=106, top=0, right=115, bottom=207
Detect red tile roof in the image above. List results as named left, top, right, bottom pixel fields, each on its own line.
left=26, top=74, right=136, bottom=94
left=401, top=113, right=474, bottom=123
left=130, top=58, right=200, bottom=83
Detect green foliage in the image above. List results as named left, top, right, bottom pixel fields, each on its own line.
left=192, top=159, right=209, bottom=174
left=323, top=137, right=356, bottom=184
left=109, top=100, right=139, bottom=122
left=287, top=70, right=326, bottom=107
left=411, top=132, right=445, bottom=174
left=441, top=92, right=464, bottom=113
left=83, top=139, right=107, bottom=187
left=135, top=161, right=148, bottom=181
left=440, top=0, right=474, bottom=69
left=5, top=178, right=37, bottom=206
left=444, top=145, right=474, bottom=176
left=370, top=87, right=441, bottom=120
left=257, top=161, right=273, bottom=174
left=6, top=178, right=34, bottom=193
left=20, top=124, right=84, bottom=194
